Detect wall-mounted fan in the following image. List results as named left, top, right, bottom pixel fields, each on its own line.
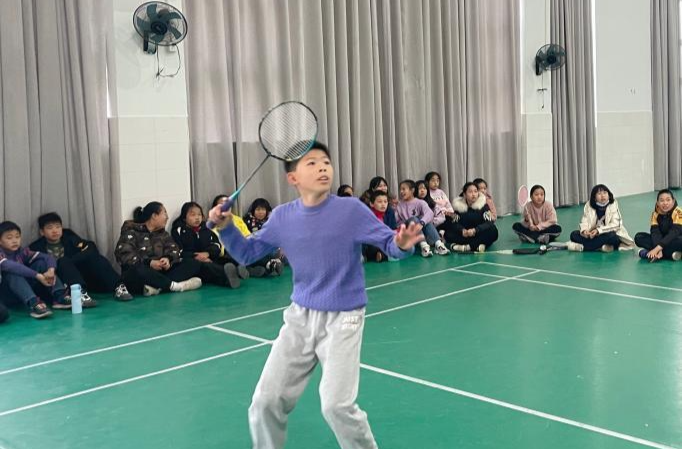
left=535, top=44, right=566, bottom=76
left=133, top=1, right=187, bottom=54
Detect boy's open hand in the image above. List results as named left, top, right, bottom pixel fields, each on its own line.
left=395, top=222, right=425, bottom=251
left=36, top=273, right=54, bottom=287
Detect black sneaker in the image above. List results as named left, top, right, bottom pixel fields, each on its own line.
left=51, top=291, right=72, bottom=310
left=265, top=259, right=283, bottom=277
left=247, top=265, right=267, bottom=278
left=81, top=291, right=98, bottom=308
left=114, top=284, right=134, bottom=301
left=29, top=299, right=53, bottom=319
left=223, top=263, right=241, bottom=289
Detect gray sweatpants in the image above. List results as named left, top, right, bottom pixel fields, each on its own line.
left=249, top=302, right=378, bottom=449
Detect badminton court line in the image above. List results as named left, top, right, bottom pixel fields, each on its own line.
left=480, top=261, right=682, bottom=293
left=0, top=267, right=517, bottom=418
left=0, top=262, right=483, bottom=377
left=453, top=268, right=682, bottom=307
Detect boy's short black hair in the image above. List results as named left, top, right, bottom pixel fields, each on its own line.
left=38, top=212, right=63, bottom=229
left=370, top=190, right=388, bottom=204
left=284, top=142, right=330, bottom=173
left=0, top=221, right=21, bottom=238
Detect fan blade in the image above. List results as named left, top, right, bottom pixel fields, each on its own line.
left=146, top=3, right=158, bottom=20
left=168, top=25, right=182, bottom=40
left=150, top=33, right=165, bottom=43
left=136, top=16, right=152, bottom=32
left=162, top=12, right=183, bottom=21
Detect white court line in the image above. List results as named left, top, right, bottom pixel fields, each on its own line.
left=0, top=342, right=269, bottom=418
left=365, top=270, right=538, bottom=318
left=453, top=268, right=682, bottom=307
left=0, top=262, right=481, bottom=377
left=359, top=363, right=679, bottom=449
left=481, top=261, right=682, bottom=293
left=0, top=269, right=513, bottom=418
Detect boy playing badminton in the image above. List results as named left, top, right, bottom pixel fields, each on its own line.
left=209, top=142, right=424, bottom=449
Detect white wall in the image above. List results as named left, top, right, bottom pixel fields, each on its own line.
left=594, top=0, right=654, bottom=197
left=521, top=0, right=554, bottom=206
left=109, top=0, right=191, bottom=230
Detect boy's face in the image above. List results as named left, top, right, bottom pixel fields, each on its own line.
left=185, top=207, right=203, bottom=227
left=254, top=206, right=268, bottom=220
left=40, top=222, right=63, bottom=243
left=287, top=149, right=334, bottom=195
left=428, top=176, right=440, bottom=190
left=0, top=230, right=22, bottom=252
left=399, top=184, right=414, bottom=201
left=371, top=195, right=389, bottom=212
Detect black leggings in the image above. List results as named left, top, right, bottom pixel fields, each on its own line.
left=512, top=223, right=562, bottom=243
left=634, top=233, right=682, bottom=259
left=569, top=230, right=621, bottom=251
left=121, top=259, right=202, bottom=293
left=56, top=253, right=121, bottom=292
left=447, top=227, right=499, bottom=248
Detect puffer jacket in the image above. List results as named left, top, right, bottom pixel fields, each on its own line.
left=650, top=203, right=682, bottom=248
left=578, top=200, right=635, bottom=249
left=114, top=221, right=181, bottom=268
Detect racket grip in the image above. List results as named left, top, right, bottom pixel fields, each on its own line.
left=206, top=198, right=235, bottom=230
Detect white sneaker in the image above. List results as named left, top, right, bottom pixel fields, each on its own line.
left=420, top=242, right=433, bottom=258
left=143, top=285, right=161, bottom=297
left=601, top=244, right=614, bottom=253
left=566, top=242, right=584, bottom=252
left=172, top=277, right=202, bottom=292
left=450, top=244, right=471, bottom=253
left=434, top=241, right=450, bottom=256
left=672, top=251, right=682, bottom=261
left=477, top=244, right=486, bottom=253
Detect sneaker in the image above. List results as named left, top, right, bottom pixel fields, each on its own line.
left=237, top=265, right=250, bottom=279
left=601, top=244, right=614, bottom=253
left=434, top=241, right=450, bottom=256
left=114, top=284, right=134, bottom=301
left=80, top=291, right=98, bottom=308
left=537, top=234, right=550, bottom=244
left=247, top=266, right=267, bottom=278
left=51, top=291, right=72, bottom=310
left=143, top=285, right=162, bottom=297
left=223, top=263, right=241, bottom=289
left=450, top=244, right=471, bottom=253
left=420, top=243, right=433, bottom=258
left=566, top=242, right=584, bottom=252
left=265, top=259, right=283, bottom=277
left=29, top=298, right=52, bottom=319
left=673, top=251, right=682, bottom=261
left=172, top=277, right=202, bottom=292
left=638, top=249, right=648, bottom=259
left=477, top=244, right=486, bottom=253
left=515, top=231, right=536, bottom=244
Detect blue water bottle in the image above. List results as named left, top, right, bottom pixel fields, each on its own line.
left=71, top=284, right=83, bottom=314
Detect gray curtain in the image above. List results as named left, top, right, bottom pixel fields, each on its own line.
left=550, top=0, right=596, bottom=206
left=0, top=0, right=114, bottom=254
left=651, top=0, right=682, bottom=189
left=184, top=0, right=521, bottom=215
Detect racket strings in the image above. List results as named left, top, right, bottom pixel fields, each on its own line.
left=260, top=103, right=317, bottom=161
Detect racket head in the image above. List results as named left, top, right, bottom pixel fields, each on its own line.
left=517, top=185, right=529, bottom=208
left=258, top=101, right=319, bottom=162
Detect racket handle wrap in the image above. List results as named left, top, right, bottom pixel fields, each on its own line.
left=206, top=198, right=235, bottom=230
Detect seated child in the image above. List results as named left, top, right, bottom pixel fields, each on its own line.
left=635, top=189, right=682, bottom=261
left=473, top=178, right=497, bottom=221
left=568, top=184, right=635, bottom=252
left=30, top=212, right=133, bottom=305
left=0, top=221, right=71, bottom=319
left=363, top=190, right=396, bottom=262
left=395, top=180, right=450, bottom=257
left=512, top=185, right=562, bottom=244
left=172, top=202, right=248, bottom=288
left=447, top=182, right=499, bottom=253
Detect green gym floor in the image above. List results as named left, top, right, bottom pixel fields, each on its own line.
left=1, top=191, right=681, bottom=449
